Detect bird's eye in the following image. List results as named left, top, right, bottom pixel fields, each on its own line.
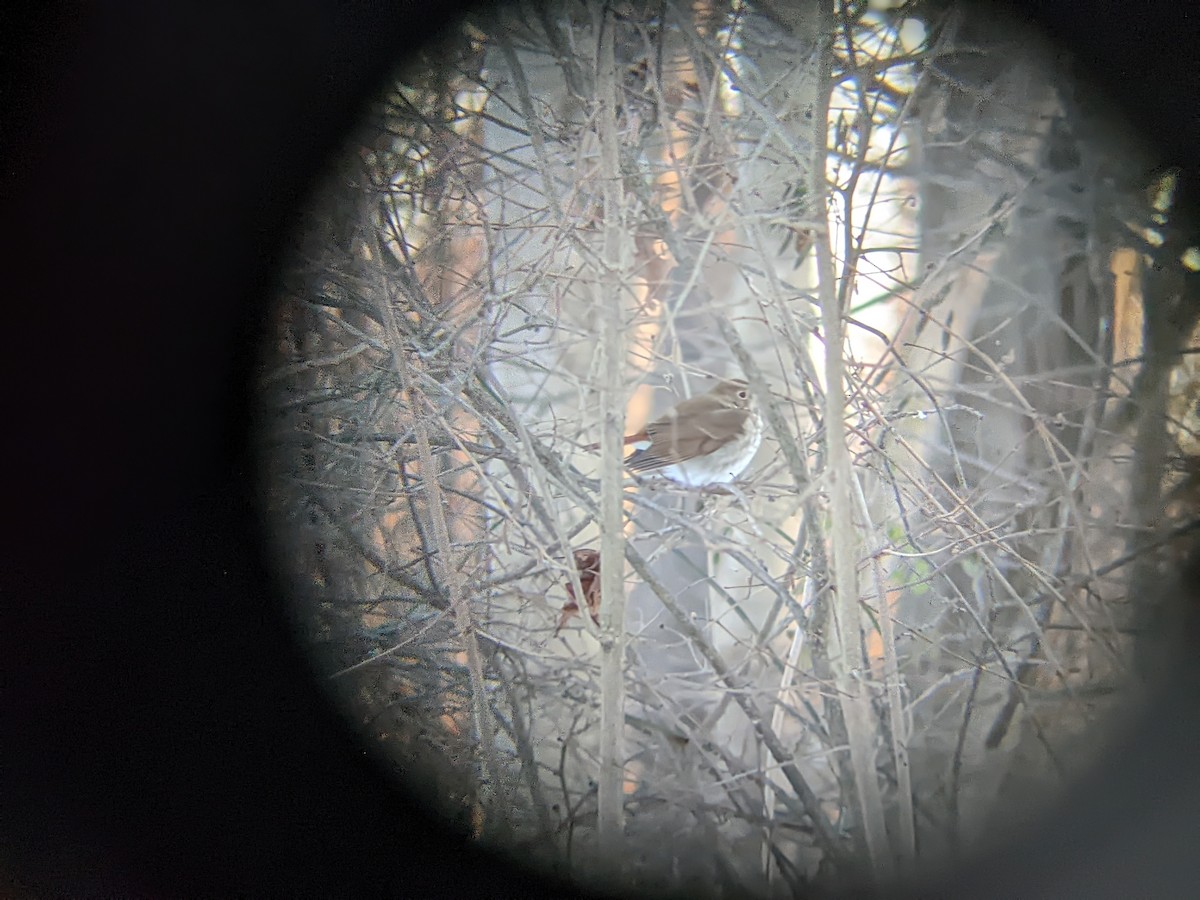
left=738, top=390, right=748, bottom=399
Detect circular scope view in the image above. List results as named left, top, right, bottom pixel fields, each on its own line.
left=255, top=1, right=1198, bottom=894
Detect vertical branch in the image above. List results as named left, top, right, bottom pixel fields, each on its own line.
left=502, top=655, right=555, bottom=842
left=762, top=575, right=814, bottom=886
left=1127, top=263, right=1186, bottom=599
left=595, top=4, right=631, bottom=866
left=810, top=0, right=893, bottom=881
left=376, top=288, right=498, bottom=817
left=869, top=549, right=915, bottom=865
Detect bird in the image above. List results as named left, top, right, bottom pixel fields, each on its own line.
left=588, top=378, right=763, bottom=487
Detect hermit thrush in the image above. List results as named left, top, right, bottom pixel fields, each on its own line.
left=593, top=378, right=763, bottom=487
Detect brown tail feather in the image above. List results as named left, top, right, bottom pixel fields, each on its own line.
left=581, top=431, right=648, bottom=453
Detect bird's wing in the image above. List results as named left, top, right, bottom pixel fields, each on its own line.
left=625, top=407, right=751, bottom=471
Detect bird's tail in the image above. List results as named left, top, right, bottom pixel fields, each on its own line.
left=580, top=431, right=647, bottom=453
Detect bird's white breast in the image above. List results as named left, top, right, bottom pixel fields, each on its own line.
left=660, top=411, right=763, bottom=486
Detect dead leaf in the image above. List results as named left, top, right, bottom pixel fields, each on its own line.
left=556, top=548, right=601, bottom=634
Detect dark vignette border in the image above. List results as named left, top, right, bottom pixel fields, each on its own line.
left=4, top=1, right=1199, bottom=897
